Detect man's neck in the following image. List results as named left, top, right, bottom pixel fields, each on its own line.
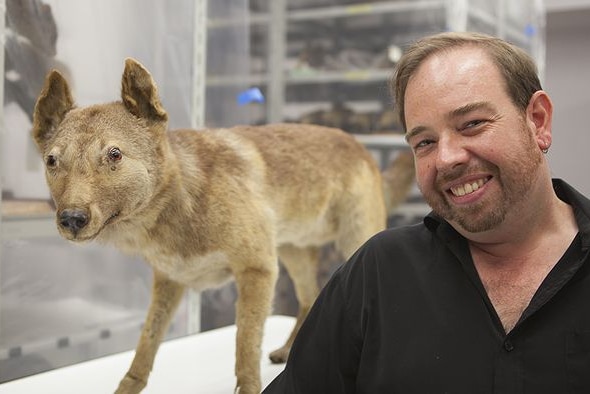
left=464, top=193, right=578, bottom=334
left=467, top=194, right=576, bottom=261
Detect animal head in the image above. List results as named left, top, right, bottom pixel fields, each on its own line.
left=32, top=58, right=172, bottom=242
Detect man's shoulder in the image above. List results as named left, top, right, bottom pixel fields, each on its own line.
left=340, top=221, right=438, bottom=277
left=370, top=221, right=434, bottom=249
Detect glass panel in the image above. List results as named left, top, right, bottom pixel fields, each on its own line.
left=1, top=0, right=195, bottom=382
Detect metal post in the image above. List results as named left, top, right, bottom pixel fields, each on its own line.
left=496, top=0, right=506, bottom=39
left=268, top=0, right=286, bottom=123
left=186, top=0, right=208, bottom=334
left=0, top=0, right=6, bottom=334
left=191, top=0, right=208, bottom=131
left=446, top=0, right=468, bottom=32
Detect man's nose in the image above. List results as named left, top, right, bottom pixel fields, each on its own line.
left=436, top=134, right=469, bottom=170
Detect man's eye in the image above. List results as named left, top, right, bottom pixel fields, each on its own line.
left=413, top=139, right=434, bottom=150
left=462, top=119, right=485, bottom=130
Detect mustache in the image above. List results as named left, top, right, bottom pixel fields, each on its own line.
left=435, top=164, right=495, bottom=188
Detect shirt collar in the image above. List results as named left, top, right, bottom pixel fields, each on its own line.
left=552, top=179, right=590, bottom=249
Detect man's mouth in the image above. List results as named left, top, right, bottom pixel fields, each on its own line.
left=449, top=178, right=489, bottom=197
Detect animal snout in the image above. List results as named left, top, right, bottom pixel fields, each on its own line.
left=59, top=208, right=90, bottom=233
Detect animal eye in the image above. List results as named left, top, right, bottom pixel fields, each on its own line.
left=108, top=147, right=122, bottom=161
left=46, top=155, right=57, bottom=167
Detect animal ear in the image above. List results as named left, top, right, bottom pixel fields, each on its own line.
left=32, top=69, right=74, bottom=149
left=121, top=58, right=168, bottom=122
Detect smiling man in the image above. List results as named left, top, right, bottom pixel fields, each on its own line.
left=263, top=32, right=590, bottom=394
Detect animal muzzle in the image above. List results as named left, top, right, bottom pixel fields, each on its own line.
left=58, top=208, right=90, bottom=234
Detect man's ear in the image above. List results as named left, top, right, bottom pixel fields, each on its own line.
left=526, top=90, right=553, bottom=152
left=121, top=58, right=168, bottom=122
left=32, top=69, right=74, bottom=149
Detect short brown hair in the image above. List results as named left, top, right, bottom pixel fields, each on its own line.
left=390, top=31, right=542, bottom=132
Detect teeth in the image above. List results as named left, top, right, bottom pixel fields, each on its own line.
left=451, top=179, right=485, bottom=197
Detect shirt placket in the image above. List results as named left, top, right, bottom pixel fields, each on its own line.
left=492, top=335, right=523, bottom=393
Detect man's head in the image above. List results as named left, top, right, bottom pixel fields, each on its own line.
left=393, top=32, right=553, bottom=237
left=391, top=31, right=542, bottom=133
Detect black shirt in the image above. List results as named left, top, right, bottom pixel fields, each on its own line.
left=263, top=179, right=590, bottom=394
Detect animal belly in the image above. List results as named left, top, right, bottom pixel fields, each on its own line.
left=149, top=250, right=234, bottom=291
left=276, top=218, right=336, bottom=247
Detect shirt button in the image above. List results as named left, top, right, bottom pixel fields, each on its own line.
left=504, top=340, right=515, bottom=352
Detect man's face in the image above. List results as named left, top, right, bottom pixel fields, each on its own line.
left=404, top=46, right=543, bottom=234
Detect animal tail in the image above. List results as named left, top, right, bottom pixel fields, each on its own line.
left=381, top=150, right=416, bottom=216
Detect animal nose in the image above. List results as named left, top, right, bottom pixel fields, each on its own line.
left=59, top=209, right=89, bottom=233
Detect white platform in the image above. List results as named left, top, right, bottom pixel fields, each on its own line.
left=0, top=315, right=294, bottom=394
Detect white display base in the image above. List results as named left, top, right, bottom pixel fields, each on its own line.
left=0, top=315, right=294, bottom=394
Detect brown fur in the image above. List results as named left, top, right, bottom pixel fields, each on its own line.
left=31, top=58, right=415, bottom=393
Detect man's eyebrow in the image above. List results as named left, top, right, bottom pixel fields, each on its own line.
left=405, top=125, right=428, bottom=143
left=448, top=101, right=497, bottom=119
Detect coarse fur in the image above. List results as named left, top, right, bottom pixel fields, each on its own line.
left=31, top=58, right=415, bottom=393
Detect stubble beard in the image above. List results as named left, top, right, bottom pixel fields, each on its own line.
left=422, top=124, right=543, bottom=233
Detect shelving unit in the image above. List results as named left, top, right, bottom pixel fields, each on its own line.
left=205, top=0, right=545, bottom=129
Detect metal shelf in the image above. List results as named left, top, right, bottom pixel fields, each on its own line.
left=206, top=74, right=269, bottom=87
left=207, top=68, right=392, bottom=87
left=287, top=0, right=445, bottom=21
left=467, top=7, right=529, bottom=44
left=2, top=215, right=57, bottom=240
left=207, top=13, right=270, bottom=28
left=354, top=133, right=408, bottom=149
left=286, top=68, right=392, bottom=84
left=206, top=1, right=446, bottom=27
left=0, top=297, right=145, bottom=361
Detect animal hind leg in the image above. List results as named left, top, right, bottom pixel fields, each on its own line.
left=336, top=195, right=386, bottom=260
left=269, top=244, right=320, bottom=364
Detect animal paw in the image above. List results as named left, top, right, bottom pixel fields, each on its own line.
left=114, top=372, right=147, bottom=394
left=269, top=346, right=289, bottom=364
left=235, top=379, right=261, bottom=394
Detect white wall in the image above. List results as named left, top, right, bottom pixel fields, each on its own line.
left=545, top=6, right=590, bottom=195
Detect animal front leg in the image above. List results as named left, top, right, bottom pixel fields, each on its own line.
left=234, top=266, right=278, bottom=394
left=115, top=270, right=185, bottom=394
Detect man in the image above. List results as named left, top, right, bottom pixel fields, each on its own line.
left=263, top=32, right=590, bottom=393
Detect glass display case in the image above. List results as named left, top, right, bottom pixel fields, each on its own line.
left=0, top=0, right=545, bottom=384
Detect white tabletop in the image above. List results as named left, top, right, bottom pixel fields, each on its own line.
left=0, top=315, right=294, bottom=394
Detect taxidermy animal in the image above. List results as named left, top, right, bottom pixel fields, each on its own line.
left=31, top=58, right=415, bottom=393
